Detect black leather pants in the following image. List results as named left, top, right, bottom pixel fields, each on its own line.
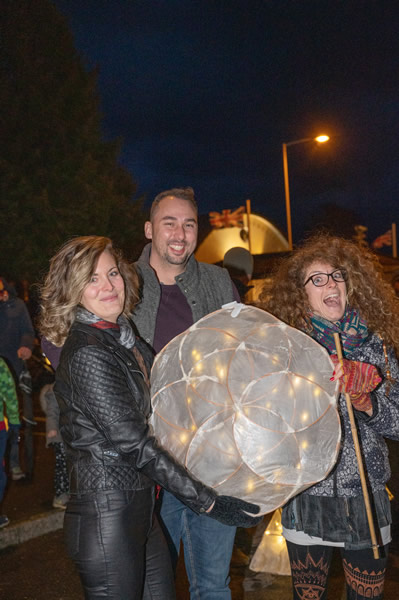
left=64, top=487, right=176, bottom=600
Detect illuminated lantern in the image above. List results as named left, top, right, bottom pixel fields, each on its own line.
left=249, top=509, right=290, bottom=576
left=150, top=304, right=340, bottom=514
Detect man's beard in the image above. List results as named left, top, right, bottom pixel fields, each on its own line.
left=164, top=250, right=190, bottom=266
left=161, top=240, right=194, bottom=267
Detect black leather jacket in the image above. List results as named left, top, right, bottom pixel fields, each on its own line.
left=54, top=321, right=216, bottom=514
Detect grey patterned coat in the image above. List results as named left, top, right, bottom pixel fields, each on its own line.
left=282, top=334, right=399, bottom=548
left=306, top=334, right=399, bottom=498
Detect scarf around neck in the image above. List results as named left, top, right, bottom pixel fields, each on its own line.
left=309, top=307, right=369, bottom=357
left=75, top=306, right=136, bottom=349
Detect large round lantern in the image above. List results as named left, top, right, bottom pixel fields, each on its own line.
left=150, top=304, right=340, bottom=514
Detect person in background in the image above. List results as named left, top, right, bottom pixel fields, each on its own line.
left=132, top=187, right=243, bottom=600
left=39, top=383, right=69, bottom=510
left=39, top=235, right=260, bottom=600
left=223, top=246, right=254, bottom=302
left=261, top=234, right=399, bottom=600
left=0, top=358, right=21, bottom=528
left=0, top=277, right=35, bottom=481
left=0, top=277, right=35, bottom=378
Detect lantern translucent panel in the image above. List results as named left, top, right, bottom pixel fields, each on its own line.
left=150, top=305, right=340, bottom=514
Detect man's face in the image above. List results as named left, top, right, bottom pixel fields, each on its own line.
left=145, top=196, right=198, bottom=270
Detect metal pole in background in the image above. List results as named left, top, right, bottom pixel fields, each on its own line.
left=282, top=135, right=329, bottom=251
left=282, top=142, right=293, bottom=251
left=246, top=198, right=252, bottom=254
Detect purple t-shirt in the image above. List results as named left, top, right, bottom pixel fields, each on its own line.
left=153, top=284, right=193, bottom=354
left=152, top=281, right=240, bottom=354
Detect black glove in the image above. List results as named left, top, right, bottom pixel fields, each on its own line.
left=206, top=495, right=262, bottom=528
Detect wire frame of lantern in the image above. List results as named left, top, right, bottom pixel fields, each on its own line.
left=150, top=304, right=341, bottom=514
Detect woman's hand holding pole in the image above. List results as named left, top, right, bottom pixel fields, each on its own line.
left=333, top=332, right=380, bottom=559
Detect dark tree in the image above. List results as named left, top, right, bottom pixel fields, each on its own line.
left=0, top=0, right=146, bottom=282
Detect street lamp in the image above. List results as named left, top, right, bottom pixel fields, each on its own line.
left=282, top=135, right=330, bottom=250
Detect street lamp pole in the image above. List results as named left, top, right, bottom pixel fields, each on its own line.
left=282, top=135, right=329, bottom=250
left=282, top=141, right=292, bottom=251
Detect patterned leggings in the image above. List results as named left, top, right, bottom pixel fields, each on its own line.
left=286, top=540, right=388, bottom=600
left=49, top=442, right=69, bottom=497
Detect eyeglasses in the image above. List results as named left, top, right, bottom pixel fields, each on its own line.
left=304, top=269, right=348, bottom=287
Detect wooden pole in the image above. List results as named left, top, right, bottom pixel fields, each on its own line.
left=392, top=222, right=397, bottom=258
left=333, top=333, right=380, bottom=559
left=246, top=199, right=252, bottom=254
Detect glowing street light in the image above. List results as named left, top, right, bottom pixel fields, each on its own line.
left=282, top=135, right=330, bottom=250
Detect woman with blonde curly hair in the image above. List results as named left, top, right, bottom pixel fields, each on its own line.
left=40, top=236, right=140, bottom=347
left=261, top=233, right=399, bottom=600
left=38, top=235, right=260, bottom=600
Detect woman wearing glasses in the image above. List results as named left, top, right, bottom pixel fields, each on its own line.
left=260, top=234, right=399, bottom=600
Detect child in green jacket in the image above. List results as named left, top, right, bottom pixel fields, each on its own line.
left=0, top=357, right=21, bottom=527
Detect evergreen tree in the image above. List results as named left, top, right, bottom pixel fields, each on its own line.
left=0, top=0, right=146, bottom=282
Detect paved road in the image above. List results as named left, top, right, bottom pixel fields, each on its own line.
left=0, top=524, right=290, bottom=600
left=2, top=399, right=399, bottom=598
left=2, top=526, right=399, bottom=599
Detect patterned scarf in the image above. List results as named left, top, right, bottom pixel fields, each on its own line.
left=309, top=307, right=369, bottom=358
left=75, top=306, right=150, bottom=384
left=75, top=306, right=136, bottom=349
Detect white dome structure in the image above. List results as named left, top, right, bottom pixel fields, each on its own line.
left=195, top=213, right=289, bottom=264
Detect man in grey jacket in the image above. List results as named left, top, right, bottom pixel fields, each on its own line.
left=132, top=187, right=240, bottom=599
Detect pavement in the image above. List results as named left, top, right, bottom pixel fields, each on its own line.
left=0, top=418, right=65, bottom=551
left=2, top=413, right=399, bottom=598
left=0, top=422, right=287, bottom=599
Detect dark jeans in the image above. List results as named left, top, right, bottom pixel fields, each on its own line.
left=286, top=540, right=389, bottom=600
left=159, top=490, right=236, bottom=600
left=64, top=487, right=175, bottom=600
left=7, top=423, right=21, bottom=471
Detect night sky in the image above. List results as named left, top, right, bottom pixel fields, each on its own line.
left=52, top=0, right=399, bottom=245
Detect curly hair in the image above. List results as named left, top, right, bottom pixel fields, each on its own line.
left=260, top=233, right=399, bottom=353
left=38, top=236, right=140, bottom=346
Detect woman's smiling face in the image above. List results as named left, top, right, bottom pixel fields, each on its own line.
left=304, top=261, right=347, bottom=322
left=80, top=251, right=125, bottom=323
